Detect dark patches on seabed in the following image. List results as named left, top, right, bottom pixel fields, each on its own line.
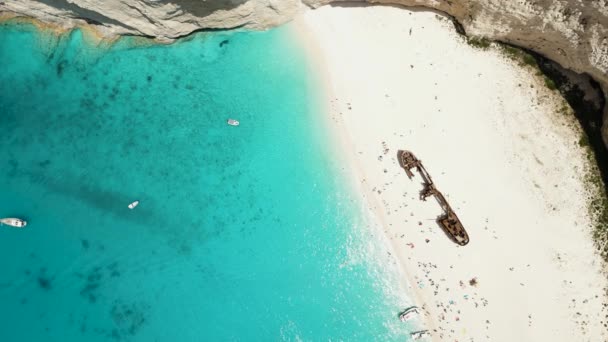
left=38, top=159, right=51, bottom=168
left=38, top=276, right=52, bottom=290
left=79, top=314, right=89, bottom=334
left=79, top=97, right=96, bottom=113
left=20, top=260, right=55, bottom=291
left=75, top=262, right=121, bottom=303
left=219, top=39, right=229, bottom=47
left=109, top=300, right=150, bottom=339
left=7, top=164, right=229, bottom=253
left=13, top=167, right=166, bottom=227
left=37, top=267, right=53, bottom=291
left=22, top=266, right=55, bottom=291
left=67, top=312, right=90, bottom=335
left=56, top=59, right=68, bottom=76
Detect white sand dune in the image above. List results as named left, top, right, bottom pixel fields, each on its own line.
left=295, top=5, right=607, bottom=341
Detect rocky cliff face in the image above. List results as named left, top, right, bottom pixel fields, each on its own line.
left=0, top=0, right=304, bottom=37
left=2, top=0, right=608, bottom=144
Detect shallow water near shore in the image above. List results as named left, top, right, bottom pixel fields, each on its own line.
left=0, top=23, right=412, bottom=340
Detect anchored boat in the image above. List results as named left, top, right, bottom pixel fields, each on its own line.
left=128, top=201, right=139, bottom=210
left=399, top=306, right=419, bottom=321
left=410, top=330, right=430, bottom=340
left=227, top=118, right=239, bottom=126
left=0, top=218, right=27, bottom=228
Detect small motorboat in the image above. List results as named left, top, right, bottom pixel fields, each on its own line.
left=0, top=218, right=27, bottom=228
left=128, top=201, right=139, bottom=210
left=227, top=118, right=240, bottom=126
left=410, top=330, right=430, bottom=340
left=399, top=306, right=419, bottom=322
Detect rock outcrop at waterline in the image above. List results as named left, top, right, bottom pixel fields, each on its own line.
left=2, top=0, right=608, bottom=143
left=0, top=0, right=304, bottom=37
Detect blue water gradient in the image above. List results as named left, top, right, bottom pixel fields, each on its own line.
left=0, top=22, right=411, bottom=341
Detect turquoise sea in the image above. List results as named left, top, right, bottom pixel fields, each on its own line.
left=0, top=22, right=412, bottom=341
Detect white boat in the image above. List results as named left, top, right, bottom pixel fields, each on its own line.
left=0, top=218, right=27, bottom=228
left=399, top=306, right=419, bottom=322
left=227, top=118, right=240, bottom=126
left=410, top=330, right=430, bottom=340
left=128, top=201, right=139, bottom=210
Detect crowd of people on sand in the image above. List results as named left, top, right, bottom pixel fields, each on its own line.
left=366, top=140, right=490, bottom=341
left=327, top=86, right=608, bottom=340
left=328, top=102, right=491, bottom=340
left=411, top=259, right=491, bottom=341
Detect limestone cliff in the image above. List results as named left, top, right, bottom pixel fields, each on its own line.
left=1, top=0, right=608, bottom=144
left=0, top=0, right=304, bottom=37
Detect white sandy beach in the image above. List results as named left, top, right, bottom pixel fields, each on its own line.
left=295, top=5, right=608, bottom=342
